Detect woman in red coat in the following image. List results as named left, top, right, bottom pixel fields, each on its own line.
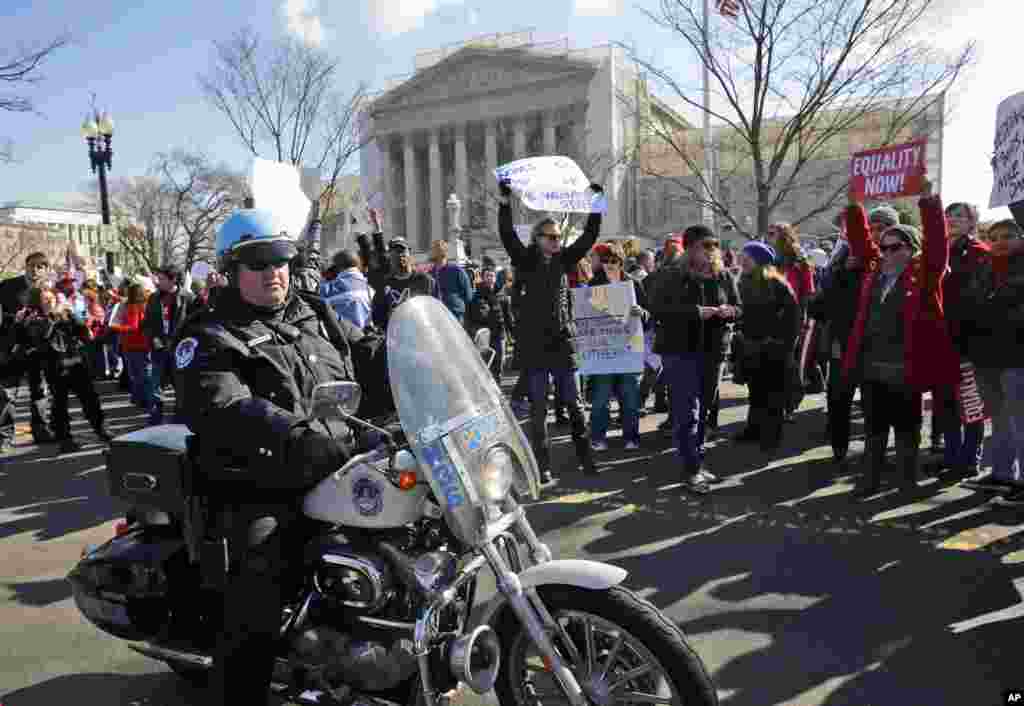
left=840, top=178, right=960, bottom=497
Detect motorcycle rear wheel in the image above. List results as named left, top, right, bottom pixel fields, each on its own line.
left=493, top=584, right=717, bottom=706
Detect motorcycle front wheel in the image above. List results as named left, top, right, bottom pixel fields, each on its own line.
left=493, top=585, right=717, bottom=706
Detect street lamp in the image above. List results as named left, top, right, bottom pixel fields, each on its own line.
left=81, top=108, right=114, bottom=226
left=446, top=192, right=464, bottom=263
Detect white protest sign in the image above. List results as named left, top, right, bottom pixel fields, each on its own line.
left=572, top=282, right=644, bottom=375
left=990, top=91, right=1024, bottom=209
left=251, top=158, right=313, bottom=238
left=514, top=224, right=532, bottom=246
left=190, top=261, right=213, bottom=283
left=494, top=156, right=607, bottom=214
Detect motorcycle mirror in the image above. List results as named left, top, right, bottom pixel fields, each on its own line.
left=480, top=347, right=496, bottom=369
left=311, top=381, right=362, bottom=419
left=473, top=328, right=491, bottom=350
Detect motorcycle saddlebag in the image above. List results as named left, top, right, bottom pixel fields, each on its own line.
left=106, top=424, right=195, bottom=515
left=66, top=528, right=186, bottom=641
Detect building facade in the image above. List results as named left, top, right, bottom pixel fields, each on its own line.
left=360, top=32, right=641, bottom=258
left=0, top=202, right=126, bottom=271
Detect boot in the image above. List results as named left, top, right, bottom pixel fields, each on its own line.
left=573, top=434, right=599, bottom=476
left=897, top=430, right=921, bottom=493
left=534, top=442, right=554, bottom=485
left=854, top=433, right=887, bottom=498
left=30, top=400, right=55, bottom=444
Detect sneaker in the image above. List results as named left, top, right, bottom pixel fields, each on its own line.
left=682, top=474, right=710, bottom=495
left=963, top=471, right=1016, bottom=491
left=540, top=470, right=554, bottom=485
left=624, top=440, right=640, bottom=451
left=698, top=469, right=720, bottom=483
left=591, top=440, right=609, bottom=452
left=993, top=487, right=1024, bottom=506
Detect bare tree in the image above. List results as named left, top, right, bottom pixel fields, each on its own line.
left=628, top=0, right=976, bottom=237
left=152, top=149, right=248, bottom=270
left=197, top=26, right=369, bottom=202
left=77, top=175, right=172, bottom=272
left=1, top=34, right=71, bottom=164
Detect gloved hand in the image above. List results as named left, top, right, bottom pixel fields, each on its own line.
left=590, top=183, right=604, bottom=194
left=498, top=178, right=512, bottom=198
left=288, top=428, right=351, bottom=486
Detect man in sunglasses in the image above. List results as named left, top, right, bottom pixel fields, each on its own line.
left=1, top=251, right=57, bottom=450
left=174, top=206, right=368, bottom=705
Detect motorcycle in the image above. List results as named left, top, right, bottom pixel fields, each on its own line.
left=67, top=296, right=717, bottom=706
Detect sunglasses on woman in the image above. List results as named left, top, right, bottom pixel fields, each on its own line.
left=879, top=242, right=906, bottom=254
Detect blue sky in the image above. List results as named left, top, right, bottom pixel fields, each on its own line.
left=0, top=0, right=1009, bottom=220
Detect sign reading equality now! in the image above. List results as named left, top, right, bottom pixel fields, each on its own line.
left=494, top=156, right=608, bottom=214
left=848, top=140, right=927, bottom=200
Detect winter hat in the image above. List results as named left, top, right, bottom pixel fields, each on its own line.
left=882, top=224, right=922, bottom=254
left=869, top=205, right=900, bottom=228
left=742, top=241, right=777, bottom=267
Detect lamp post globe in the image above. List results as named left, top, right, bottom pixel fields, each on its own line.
left=81, top=106, right=114, bottom=240
left=446, top=192, right=464, bottom=263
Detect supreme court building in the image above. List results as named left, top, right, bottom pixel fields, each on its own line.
left=359, top=33, right=642, bottom=258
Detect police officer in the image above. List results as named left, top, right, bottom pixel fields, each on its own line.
left=175, top=208, right=359, bottom=705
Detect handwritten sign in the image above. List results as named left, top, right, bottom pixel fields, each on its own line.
left=494, top=156, right=607, bottom=214
left=572, top=282, right=644, bottom=375
left=251, top=158, right=312, bottom=239
left=990, top=91, right=1024, bottom=208
left=957, top=361, right=989, bottom=424
left=849, top=140, right=926, bottom=200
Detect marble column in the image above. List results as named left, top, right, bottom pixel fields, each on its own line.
left=454, top=123, right=468, bottom=229
left=428, top=127, right=443, bottom=249
left=403, top=133, right=417, bottom=246
left=513, top=115, right=527, bottom=158
left=377, top=136, right=396, bottom=239
left=485, top=119, right=498, bottom=235
left=543, top=109, right=557, bottom=155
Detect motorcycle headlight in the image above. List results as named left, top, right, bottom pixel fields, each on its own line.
left=478, top=444, right=516, bottom=504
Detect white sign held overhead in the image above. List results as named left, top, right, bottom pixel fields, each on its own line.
left=494, top=156, right=607, bottom=214
left=251, top=158, right=313, bottom=238
left=990, top=91, right=1024, bottom=209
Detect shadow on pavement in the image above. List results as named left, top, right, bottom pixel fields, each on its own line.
left=3, top=671, right=203, bottom=706
left=4, top=576, right=73, bottom=607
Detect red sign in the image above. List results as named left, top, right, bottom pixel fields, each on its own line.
left=848, top=140, right=927, bottom=200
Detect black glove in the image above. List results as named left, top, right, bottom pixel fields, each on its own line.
left=288, top=429, right=351, bottom=486
left=590, top=183, right=604, bottom=194
left=498, top=179, right=512, bottom=198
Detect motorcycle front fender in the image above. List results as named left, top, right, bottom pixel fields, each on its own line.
left=466, top=559, right=627, bottom=632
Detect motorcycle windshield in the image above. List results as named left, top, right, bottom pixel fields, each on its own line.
left=387, top=297, right=539, bottom=540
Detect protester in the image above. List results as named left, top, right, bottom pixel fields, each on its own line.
left=81, top=281, right=108, bottom=379
left=110, top=282, right=157, bottom=418
left=650, top=226, right=740, bottom=492
left=841, top=178, right=959, bottom=497
left=732, top=241, right=801, bottom=452
left=371, top=238, right=439, bottom=332
left=320, top=250, right=374, bottom=330
left=143, top=265, right=195, bottom=425
left=466, top=268, right=509, bottom=382
left=589, top=242, right=649, bottom=453
left=429, top=240, right=473, bottom=324
left=18, top=286, right=111, bottom=452
left=770, top=222, right=815, bottom=421
left=645, top=235, right=685, bottom=420
left=497, top=177, right=602, bottom=482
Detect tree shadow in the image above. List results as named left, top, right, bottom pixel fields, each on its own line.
left=5, top=577, right=73, bottom=607
left=3, top=671, right=201, bottom=706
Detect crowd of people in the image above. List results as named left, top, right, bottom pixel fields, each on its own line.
left=3, top=176, right=1024, bottom=509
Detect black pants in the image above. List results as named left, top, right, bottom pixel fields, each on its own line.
left=209, top=501, right=308, bottom=705
left=827, top=355, right=858, bottom=455
left=46, top=361, right=103, bottom=439
left=702, top=354, right=724, bottom=430
left=1, top=355, right=51, bottom=443
left=746, top=355, right=787, bottom=448
left=526, top=367, right=589, bottom=470
left=861, top=379, right=922, bottom=441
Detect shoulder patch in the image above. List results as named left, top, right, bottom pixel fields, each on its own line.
left=175, top=337, right=199, bottom=369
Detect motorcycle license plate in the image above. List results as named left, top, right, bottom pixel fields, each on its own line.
left=78, top=592, right=130, bottom=626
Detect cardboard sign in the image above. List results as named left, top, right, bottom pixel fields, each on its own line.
left=494, top=156, right=607, bottom=214
left=989, top=91, right=1024, bottom=208
left=848, top=140, right=926, bottom=200
left=957, top=361, right=989, bottom=424
left=572, top=282, right=644, bottom=375
left=251, top=158, right=312, bottom=239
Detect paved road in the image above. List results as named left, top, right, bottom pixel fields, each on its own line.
left=2, top=378, right=1023, bottom=705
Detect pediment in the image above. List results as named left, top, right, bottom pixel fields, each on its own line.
left=373, top=48, right=596, bottom=112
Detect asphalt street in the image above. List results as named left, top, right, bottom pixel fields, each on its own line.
left=1, top=376, right=1023, bottom=706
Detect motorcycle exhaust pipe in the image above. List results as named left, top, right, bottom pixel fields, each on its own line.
left=127, top=642, right=213, bottom=668
left=448, top=625, right=501, bottom=695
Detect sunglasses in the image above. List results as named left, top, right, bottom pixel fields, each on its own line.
left=540, top=233, right=561, bottom=241
left=702, top=240, right=721, bottom=250
left=879, top=242, right=906, bottom=254
left=239, top=256, right=290, bottom=271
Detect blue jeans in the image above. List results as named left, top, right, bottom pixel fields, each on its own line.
left=124, top=352, right=156, bottom=418
left=590, top=373, right=641, bottom=444
left=526, top=367, right=587, bottom=468
left=977, top=368, right=1024, bottom=485
left=944, top=419, right=985, bottom=471
left=661, top=353, right=705, bottom=471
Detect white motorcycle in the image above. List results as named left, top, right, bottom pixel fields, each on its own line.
left=68, top=296, right=717, bottom=706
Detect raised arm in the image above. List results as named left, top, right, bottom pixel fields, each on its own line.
left=497, top=181, right=529, bottom=266
left=918, top=180, right=949, bottom=294
left=561, top=184, right=605, bottom=265
left=845, top=199, right=879, bottom=270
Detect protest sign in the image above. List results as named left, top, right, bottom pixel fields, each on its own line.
left=251, top=158, right=312, bottom=239
left=989, top=91, right=1024, bottom=208
left=848, top=140, right=926, bottom=200
left=190, top=261, right=213, bottom=284
left=957, top=361, right=988, bottom=424
left=494, top=156, right=607, bottom=214
left=572, top=282, right=644, bottom=375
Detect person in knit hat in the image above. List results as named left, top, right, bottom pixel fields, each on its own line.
left=868, top=204, right=900, bottom=243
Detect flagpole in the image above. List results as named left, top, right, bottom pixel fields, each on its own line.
left=702, top=0, right=715, bottom=228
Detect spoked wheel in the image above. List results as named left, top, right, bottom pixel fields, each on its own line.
left=493, top=585, right=717, bottom=706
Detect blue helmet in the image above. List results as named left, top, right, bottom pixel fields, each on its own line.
left=216, top=208, right=299, bottom=266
